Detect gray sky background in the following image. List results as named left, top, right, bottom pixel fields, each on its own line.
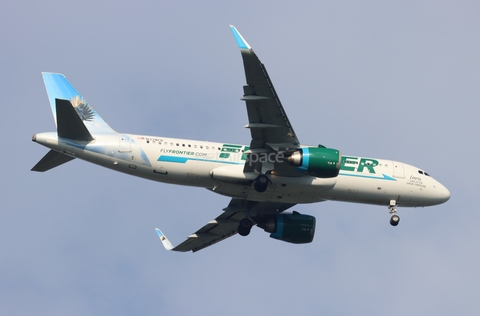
left=1, top=1, right=479, bottom=315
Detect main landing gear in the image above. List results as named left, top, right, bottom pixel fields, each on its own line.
left=253, top=174, right=270, bottom=193
left=238, top=180, right=260, bottom=235
left=238, top=218, right=253, bottom=236
left=237, top=174, right=270, bottom=236
left=388, top=200, right=400, bottom=226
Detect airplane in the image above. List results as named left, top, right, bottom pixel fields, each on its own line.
left=32, top=25, right=450, bottom=252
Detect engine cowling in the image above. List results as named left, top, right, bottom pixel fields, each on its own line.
left=261, top=212, right=316, bottom=244
left=287, top=147, right=341, bottom=178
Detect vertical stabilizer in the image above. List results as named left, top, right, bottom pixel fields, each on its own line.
left=42, top=73, right=116, bottom=135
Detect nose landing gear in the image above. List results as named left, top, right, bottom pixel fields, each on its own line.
left=390, top=214, right=400, bottom=226
left=388, top=200, right=400, bottom=226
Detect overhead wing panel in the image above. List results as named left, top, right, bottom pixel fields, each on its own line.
left=156, top=198, right=295, bottom=253
left=165, top=208, right=244, bottom=253
left=230, top=25, right=300, bottom=151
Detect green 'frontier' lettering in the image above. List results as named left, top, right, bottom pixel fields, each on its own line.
left=340, top=156, right=378, bottom=174
left=340, top=156, right=356, bottom=172
left=357, top=158, right=378, bottom=174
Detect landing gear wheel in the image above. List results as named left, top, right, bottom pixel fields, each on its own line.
left=388, top=200, right=400, bottom=226
left=254, top=174, right=269, bottom=193
left=238, top=218, right=253, bottom=236
left=390, top=214, right=400, bottom=226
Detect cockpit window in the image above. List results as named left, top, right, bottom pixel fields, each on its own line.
left=418, top=170, right=431, bottom=176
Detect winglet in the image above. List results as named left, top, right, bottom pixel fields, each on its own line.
left=229, top=25, right=251, bottom=50
left=155, top=228, right=175, bottom=251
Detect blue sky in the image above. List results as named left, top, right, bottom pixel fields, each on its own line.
left=1, top=1, right=479, bottom=315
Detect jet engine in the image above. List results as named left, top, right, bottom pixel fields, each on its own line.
left=287, top=147, right=341, bottom=178
left=258, top=212, right=316, bottom=244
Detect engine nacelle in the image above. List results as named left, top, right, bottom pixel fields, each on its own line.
left=262, top=212, right=316, bottom=244
left=287, top=147, right=341, bottom=178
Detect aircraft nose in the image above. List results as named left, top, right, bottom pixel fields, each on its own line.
left=435, top=182, right=450, bottom=204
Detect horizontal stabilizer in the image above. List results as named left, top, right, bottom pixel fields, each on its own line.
left=56, top=98, right=94, bottom=141
left=31, top=150, right=75, bottom=172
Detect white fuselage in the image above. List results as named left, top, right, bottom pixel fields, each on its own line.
left=33, top=132, right=451, bottom=208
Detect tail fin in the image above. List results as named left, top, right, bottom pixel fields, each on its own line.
left=31, top=73, right=117, bottom=172
left=42, top=73, right=116, bottom=135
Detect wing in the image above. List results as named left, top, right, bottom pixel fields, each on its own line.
left=155, top=27, right=300, bottom=253
left=230, top=26, right=302, bottom=174
left=155, top=198, right=295, bottom=253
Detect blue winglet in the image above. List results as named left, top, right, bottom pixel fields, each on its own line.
left=229, top=25, right=251, bottom=50
left=155, top=228, right=175, bottom=251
